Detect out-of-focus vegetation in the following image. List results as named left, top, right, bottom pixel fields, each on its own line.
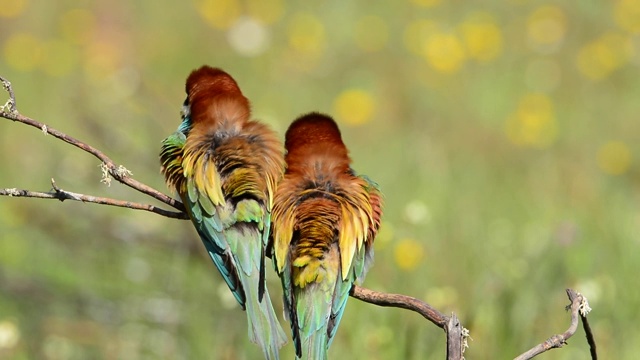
left=0, top=0, right=638, bottom=358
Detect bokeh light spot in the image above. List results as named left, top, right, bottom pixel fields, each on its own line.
left=459, top=12, right=503, bottom=62
left=334, top=89, right=375, bottom=126
left=505, top=93, right=557, bottom=147
left=410, top=0, right=441, bottom=8
left=597, top=141, right=632, bottom=175
left=614, top=0, right=640, bottom=34
left=404, top=200, right=431, bottom=224
left=43, top=335, right=75, bottom=359
left=246, top=0, right=284, bottom=25
left=394, top=238, right=425, bottom=271
left=227, top=16, right=270, bottom=57
left=527, top=5, right=567, bottom=53
left=196, top=0, right=241, bottom=29
left=423, top=31, right=466, bottom=73
left=0, top=0, right=28, bottom=18
left=83, top=41, right=122, bottom=83
left=0, top=320, right=20, bottom=350
left=354, top=15, right=389, bottom=52
left=403, top=19, right=438, bottom=56
left=287, top=12, right=326, bottom=57
left=58, top=9, right=96, bottom=45
left=3, top=33, right=43, bottom=71
left=425, top=286, right=458, bottom=309
left=576, top=32, right=633, bottom=81
left=374, top=221, right=394, bottom=250
left=40, top=39, right=80, bottom=77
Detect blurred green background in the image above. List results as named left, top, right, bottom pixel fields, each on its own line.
left=1, top=0, right=638, bottom=358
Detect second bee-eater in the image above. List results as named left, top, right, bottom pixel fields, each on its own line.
left=160, top=66, right=287, bottom=359
left=270, top=112, right=383, bottom=359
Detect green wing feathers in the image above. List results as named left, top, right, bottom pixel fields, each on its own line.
left=160, top=120, right=287, bottom=359
left=271, top=169, right=383, bottom=359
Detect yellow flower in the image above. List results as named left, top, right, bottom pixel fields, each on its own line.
left=0, top=0, right=28, bottom=18
left=576, top=32, right=633, bottom=81
left=614, top=0, right=640, bottom=34
left=527, top=5, right=567, bottom=52
left=410, top=0, right=441, bottom=7
left=3, top=33, right=42, bottom=71
left=394, top=238, right=425, bottom=271
left=333, top=89, right=375, bottom=126
left=288, top=12, right=326, bottom=57
left=423, top=31, right=466, bottom=74
left=195, top=0, right=241, bottom=29
left=597, top=141, right=632, bottom=175
left=459, top=12, right=503, bottom=62
left=59, top=9, right=96, bottom=45
left=505, top=93, right=557, bottom=147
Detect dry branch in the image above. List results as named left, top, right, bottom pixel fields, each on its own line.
left=0, top=74, right=184, bottom=213
left=351, top=286, right=468, bottom=359
left=0, top=179, right=187, bottom=219
left=513, top=289, right=594, bottom=360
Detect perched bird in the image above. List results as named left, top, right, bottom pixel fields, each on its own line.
left=270, top=113, right=383, bottom=359
left=160, top=66, right=287, bottom=359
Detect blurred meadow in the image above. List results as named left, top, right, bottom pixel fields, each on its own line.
left=1, top=0, right=639, bottom=358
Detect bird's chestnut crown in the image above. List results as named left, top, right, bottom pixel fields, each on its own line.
left=184, top=66, right=250, bottom=125
left=285, top=113, right=345, bottom=149
left=284, top=112, right=350, bottom=171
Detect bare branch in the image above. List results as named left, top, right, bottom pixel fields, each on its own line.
left=351, top=285, right=447, bottom=327
left=0, top=179, right=188, bottom=219
left=0, top=76, right=184, bottom=213
left=351, top=285, right=469, bottom=360
left=580, top=302, right=597, bottom=359
left=514, top=288, right=596, bottom=360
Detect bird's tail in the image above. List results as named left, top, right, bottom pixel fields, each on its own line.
left=295, top=281, right=334, bottom=360
left=245, top=280, right=288, bottom=360
left=303, top=327, right=329, bottom=360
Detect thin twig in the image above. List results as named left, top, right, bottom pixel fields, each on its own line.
left=0, top=179, right=188, bottom=219
left=514, top=288, right=595, bottom=360
left=581, top=306, right=597, bottom=359
left=0, top=75, right=17, bottom=114
left=0, top=77, right=184, bottom=213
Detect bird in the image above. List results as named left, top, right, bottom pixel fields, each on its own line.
left=270, top=112, right=383, bottom=359
left=159, top=65, right=287, bottom=359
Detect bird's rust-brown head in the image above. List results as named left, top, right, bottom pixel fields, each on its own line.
left=185, top=66, right=250, bottom=127
left=284, top=112, right=350, bottom=172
